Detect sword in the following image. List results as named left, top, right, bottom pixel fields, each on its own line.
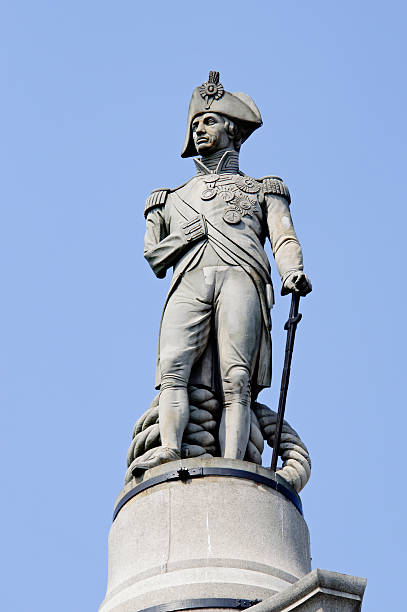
left=271, top=293, right=302, bottom=472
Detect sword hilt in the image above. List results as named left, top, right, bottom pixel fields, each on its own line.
left=284, top=312, right=302, bottom=330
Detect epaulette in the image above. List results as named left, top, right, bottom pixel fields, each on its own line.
left=260, top=176, right=291, bottom=204
left=144, top=188, right=170, bottom=218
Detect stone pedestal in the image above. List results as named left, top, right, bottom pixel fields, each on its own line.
left=99, top=458, right=311, bottom=612
left=99, top=457, right=366, bottom=612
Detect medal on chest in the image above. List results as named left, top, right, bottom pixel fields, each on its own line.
left=200, top=174, right=261, bottom=224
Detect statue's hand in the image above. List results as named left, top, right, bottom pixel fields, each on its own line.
left=281, top=271, right=312, bottom=296
left=181, top=214, right=207, bottom=243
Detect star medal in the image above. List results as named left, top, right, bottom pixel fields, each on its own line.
left=235, top=195, right=252, bottom=211
left=223, top=206, right=242, bottom=225
left=235, top=175, right=261, bottom=194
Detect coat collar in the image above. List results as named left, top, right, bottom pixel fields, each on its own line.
left=193, top=149, right=240, bottom=175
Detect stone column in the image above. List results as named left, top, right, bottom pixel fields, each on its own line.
left=99, top=457, right=313, bottom=612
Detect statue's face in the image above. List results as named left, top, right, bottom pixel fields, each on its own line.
left=191, top=112, right=232, bottom=155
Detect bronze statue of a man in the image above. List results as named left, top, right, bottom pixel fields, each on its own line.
left=136, top=71, right=311, bottom=472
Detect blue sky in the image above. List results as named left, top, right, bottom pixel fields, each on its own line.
left=1, top=1, right=406, bottom=610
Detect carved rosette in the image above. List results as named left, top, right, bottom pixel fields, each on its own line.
left=199, top=70, right=225, bottom=109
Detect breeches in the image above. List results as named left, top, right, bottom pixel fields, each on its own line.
left=159, top=266, right=262, bottom=405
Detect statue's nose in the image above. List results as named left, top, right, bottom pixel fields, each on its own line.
left=195, top=120, right=206, bottom=134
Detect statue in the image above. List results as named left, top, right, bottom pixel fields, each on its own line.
left=128, top=71, right=312, bottom=482
left=99, top=72, right=368, bottom=612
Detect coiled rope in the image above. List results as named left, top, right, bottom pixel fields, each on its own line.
left=125, top=389, right=310, bottom=492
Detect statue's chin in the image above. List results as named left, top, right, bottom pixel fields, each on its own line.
left=196, top=143, right=216, bottom=156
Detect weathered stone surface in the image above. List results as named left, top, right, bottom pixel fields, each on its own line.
left=99, top=458, right=311, bottom=612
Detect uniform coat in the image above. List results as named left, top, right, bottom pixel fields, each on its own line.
left=144, top=156, right=304, bottom=398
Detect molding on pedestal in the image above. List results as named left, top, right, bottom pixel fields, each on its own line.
left=247, top=569, right=367, bottom=611
left=137, top=597, right=261, bottom=612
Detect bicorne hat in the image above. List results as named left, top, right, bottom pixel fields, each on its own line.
left=181, top=71, right=263, bottom=158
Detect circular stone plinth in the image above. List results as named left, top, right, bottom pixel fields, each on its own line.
left=99, top=458, right=311, bottom=612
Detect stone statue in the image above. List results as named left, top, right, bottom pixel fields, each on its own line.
left=129, top=71, right=312, bottom=478
left=100, top=73, right=367, bottom=612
